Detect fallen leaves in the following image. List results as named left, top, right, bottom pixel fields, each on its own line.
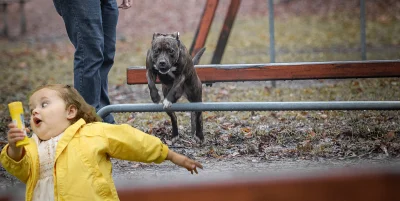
left=384, top=131, right=396, bottom=142
left=219, top=134, right=230, bottom=142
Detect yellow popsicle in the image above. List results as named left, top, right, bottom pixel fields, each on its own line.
left=8, top=101, right=30, bottom=147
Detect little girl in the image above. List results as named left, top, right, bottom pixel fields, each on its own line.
left=1, top=84, right=203, bottom=201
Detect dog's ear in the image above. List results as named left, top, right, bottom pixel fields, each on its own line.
left=173, top=32, right=181, bottom=48
left=174, top=32, right=180, bottom=40
left=153, top=32, right=161, bottom=40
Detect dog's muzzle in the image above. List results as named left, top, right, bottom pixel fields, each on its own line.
left=153, top=63, right=177, bottom=76
left=157, top=60, right=170, bottom=74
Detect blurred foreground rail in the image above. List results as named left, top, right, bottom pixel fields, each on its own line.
left=116, top=167, right=400, bottom=201
left=1, top=166, right=399, bottom=201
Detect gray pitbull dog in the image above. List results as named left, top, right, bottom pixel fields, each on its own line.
left=146, top=32, right=206, bottom=143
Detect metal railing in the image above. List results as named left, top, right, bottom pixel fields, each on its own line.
left=97, top=101, right=400, bottom=119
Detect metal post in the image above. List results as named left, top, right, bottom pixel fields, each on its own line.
left=2, top=3, right=8, bottom=37
left=268, top=0, right=276, bottom=87
left=268, top=0, right=276, bottom=63
left=360, top=0, right=366, bottom=60
left=20, top=0, right=27, bottom=35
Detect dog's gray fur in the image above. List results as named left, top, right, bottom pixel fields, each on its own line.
left=146, top=32, right=205, bottom=143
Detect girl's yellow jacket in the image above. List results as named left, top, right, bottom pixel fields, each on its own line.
left=0, top=119, right=169, bottom=201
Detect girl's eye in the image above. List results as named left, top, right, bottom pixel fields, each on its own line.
left=41, top=102, right=48, bottom=108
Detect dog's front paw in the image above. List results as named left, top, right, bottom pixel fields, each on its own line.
left=194, top=135, right=205, bottom=145
left=151, top=93, right=161, bottom=104
left=171, top=135, right=179, bottom=144
left=162, top=99, right=172, bottom=109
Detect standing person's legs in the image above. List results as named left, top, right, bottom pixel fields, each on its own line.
left=99, top=0, right=119, bottom=124
left=53, top=0, right=115, bottom=123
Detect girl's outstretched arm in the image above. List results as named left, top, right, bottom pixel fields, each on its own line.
left=166, top=150, right=203, bottom=174
left=105, top=124, right=169, bottom=163
left=104, top=123, right=203, bottom=173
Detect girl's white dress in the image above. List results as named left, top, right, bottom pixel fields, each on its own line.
left=32, top=133, right=63, bottom=201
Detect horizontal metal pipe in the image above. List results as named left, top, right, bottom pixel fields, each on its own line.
left=97, top=101, right=400, bottom=119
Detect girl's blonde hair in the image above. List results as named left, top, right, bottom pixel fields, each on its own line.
left=31, top=84, right=102, bottom=124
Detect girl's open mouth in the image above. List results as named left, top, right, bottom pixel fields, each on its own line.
left=33, top=117, right=42, bottom=126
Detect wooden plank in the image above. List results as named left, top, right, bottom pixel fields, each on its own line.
left=126, top=60, right=400, bottom=85
left=189, top=0, right=219, bottom=57
left=117, top=168, right=400, bottom=201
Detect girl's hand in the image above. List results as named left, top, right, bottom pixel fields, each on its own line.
left=6, top=123, right=28, bottom=161
left=118, top=0, right=131, bottom=9
left=167, top=150, right=203, bottom=174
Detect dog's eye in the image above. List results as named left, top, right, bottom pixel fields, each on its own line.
left=154, top=48, right=160, bottom=54
left=168, top=49, right=175, bottom=54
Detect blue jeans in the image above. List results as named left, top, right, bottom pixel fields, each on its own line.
left=53, top=0, right=118, bottom=124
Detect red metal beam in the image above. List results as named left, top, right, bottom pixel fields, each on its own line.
left=189, top=0, right=219, bottom=57
left=211, top=0, right=241, bottom=64
left=117, top=168, right=400, bottom=201
left=126, top=60, right=400, bottom=85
